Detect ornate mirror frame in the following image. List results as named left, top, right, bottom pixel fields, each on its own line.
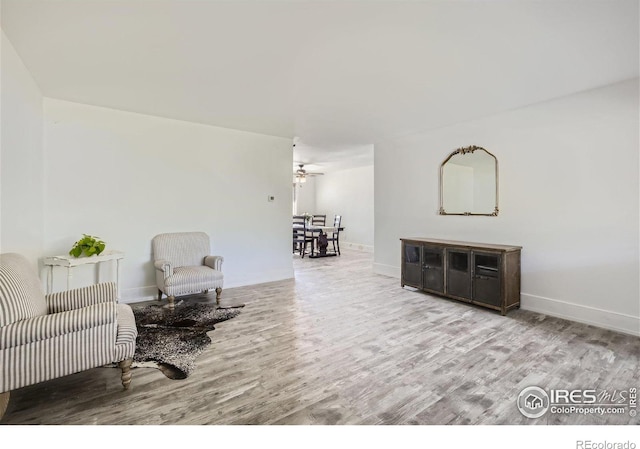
left=439, top=145, right=499, bottom=216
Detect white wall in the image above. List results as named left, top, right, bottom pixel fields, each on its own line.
left=0, top=31, right=45, bottom=263
left=42, top=99, right=294, bottom=301
left=316, top=164, right=374, bottom=250
left=374, top=79, right=639, bottom=335
left=1, top=30, right=294, bottom=302
left=294, top=176, right=316, bottom=216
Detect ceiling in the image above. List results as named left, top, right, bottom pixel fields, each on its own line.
left=2, top=0, right=638, bottom=170
left=292, top=138, right=374, bottom=173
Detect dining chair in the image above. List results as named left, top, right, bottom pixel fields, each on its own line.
left=311, top=215, right=326, bottom=226
left=325, top=215, right=342, bottom=256
left=293, top=215, right=306, bottom=252
left=292, top=220, right=314, bottom=258
left=308, top=215, right=326, bottom=252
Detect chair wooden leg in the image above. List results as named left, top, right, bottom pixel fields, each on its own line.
left=215, top=287, right=222, bottom=304
left=168, top=295, right=175, bottom=309
left=0, top=391, right=9, bottom=421
left=118, top=359, right=133, bottom=390
left=157, top=289, right=163, bottom=301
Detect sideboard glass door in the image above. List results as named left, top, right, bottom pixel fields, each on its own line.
left=422, top=246, right=444, bottom=294
left=402, top=243, right=422, bottom=288
left=446, top=249, right=471, bottom=300
left=473, top=252, right=501, bottom=306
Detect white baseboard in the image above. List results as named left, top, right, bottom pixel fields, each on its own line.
left=373, top=262, right=639, bottom=336
left=224, top=268, right=294, bottom=289
left=122, top=264, right=639, bottom=337
left=341, top=242, right=374, bottom=253
left=120, top=286, right=158, bottom=304
left=373, top=262, right=401, bottom=278
left=120, top=267, right=295, bottom=304
left=521, top=293, right=640, bottom=337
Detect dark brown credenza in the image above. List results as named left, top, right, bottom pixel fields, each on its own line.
left=400, top=238, right=522, bottom=315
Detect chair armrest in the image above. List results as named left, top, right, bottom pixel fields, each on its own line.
left=0, top=302, right=116, bottom=350
left=204, top=255, right=223, bottom=271
left=154, top=259, right=173, bottom=278
left=46, top=282, right=117, bottom=313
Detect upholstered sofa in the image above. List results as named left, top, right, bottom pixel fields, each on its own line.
left=0, top=253, right=137, bottom=420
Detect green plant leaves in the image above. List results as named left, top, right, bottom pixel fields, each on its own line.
left=69, top=234, right=106, bottom=258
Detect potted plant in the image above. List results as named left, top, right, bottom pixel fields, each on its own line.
left=303, top=212, right=313, bottom=224
left=69, top=234, right=106, bottom=258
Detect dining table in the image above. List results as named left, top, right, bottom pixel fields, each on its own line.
left=293, top=223, right=344, bottom=258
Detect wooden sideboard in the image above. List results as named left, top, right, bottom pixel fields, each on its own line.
left=400, top=238, right=521, bottom=315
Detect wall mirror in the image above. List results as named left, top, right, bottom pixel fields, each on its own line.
left=439, top=145, right=499, bottom=216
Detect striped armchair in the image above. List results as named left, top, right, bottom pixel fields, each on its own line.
left=0, top=253, right=137, bottom=420
left=152, top=232, right=224, bottom=309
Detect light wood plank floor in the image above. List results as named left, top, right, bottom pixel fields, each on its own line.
left=2, top=249, right=639, bottom=425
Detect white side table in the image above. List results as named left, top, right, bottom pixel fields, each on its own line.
left=42, top=250, right=125, bottom=298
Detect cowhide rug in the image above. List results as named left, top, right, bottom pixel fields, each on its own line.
left=129, top=301, right=243, bottom=380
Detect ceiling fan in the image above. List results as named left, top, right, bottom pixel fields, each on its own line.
left=294, top=164, right=324, bottom=183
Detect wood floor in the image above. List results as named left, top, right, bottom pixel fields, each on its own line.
left=2, top=248, right=639, bottom=425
